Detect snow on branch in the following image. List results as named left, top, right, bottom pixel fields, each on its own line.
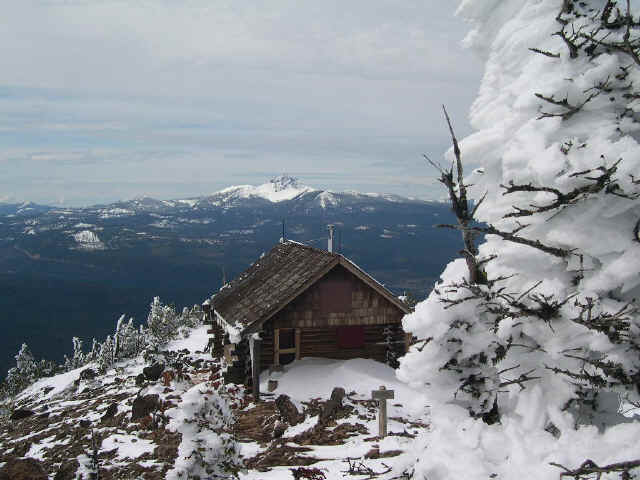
left=500, top=158, right=638, bottom=218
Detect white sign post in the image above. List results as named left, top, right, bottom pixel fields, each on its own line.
left=371, top=385, right=395, bottom=437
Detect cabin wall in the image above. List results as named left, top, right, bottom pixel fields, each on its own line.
left=258, top=265, right=406, bottom=369
left=273, top=265, right=403, bottom=328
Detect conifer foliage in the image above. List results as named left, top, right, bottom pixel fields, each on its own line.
left=0, top=297, right=203, bottom=400
left=400, top=0, right=640, bottom=425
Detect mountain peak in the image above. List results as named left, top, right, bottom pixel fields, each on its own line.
left=269, top=174, right=301, bottom=192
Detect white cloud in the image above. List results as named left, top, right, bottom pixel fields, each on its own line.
left=0, top=0, right=483, bottom=205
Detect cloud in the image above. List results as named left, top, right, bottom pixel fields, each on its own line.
left=0, top=0, right=483, bottom=205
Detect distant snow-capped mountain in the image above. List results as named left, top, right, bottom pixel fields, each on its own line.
left=108, top=175, right=430, bottom=213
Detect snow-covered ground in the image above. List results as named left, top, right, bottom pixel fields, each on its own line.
left=2, top=326, right=432, bottom=479
left=236, top=358, right=430, bottom=480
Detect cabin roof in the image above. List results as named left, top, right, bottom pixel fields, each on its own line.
left=210, top=241, right=410, bottom=336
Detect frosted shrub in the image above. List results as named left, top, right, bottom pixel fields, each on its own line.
left=166, top=385, right=240, bottom=480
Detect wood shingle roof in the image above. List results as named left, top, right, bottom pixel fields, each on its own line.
left=211, top=240, right=409, bottom=336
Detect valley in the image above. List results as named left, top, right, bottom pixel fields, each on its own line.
left=0, top=176, right=460, bottom=380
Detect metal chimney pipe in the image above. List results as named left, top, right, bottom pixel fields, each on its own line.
left=327, top=224, right=335, bottom=253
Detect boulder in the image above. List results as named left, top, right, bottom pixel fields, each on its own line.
left=135, top=373, right=146, bottom=386
left=79, top=368, right=97, bottom=380
left=10, top=408, right=35, bottom=420
left=131, top=394, right=160, bottom=420
left=0, top=457, right=48, bottom=480
left=275, top=394, right=304, bottom=426
left=143, top=363, right=165, bottom=381
left=101, top=402, right=118, bottom=421
left=319, top=387, right=346, bottom=423
left=79, top=419, right=91, bottom=428
left=273, top=421, right=287, bottom=438
left=53, top=459, right=79, bottom=480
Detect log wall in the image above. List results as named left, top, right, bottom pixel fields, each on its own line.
left=271, top=265, right=403, bottom=329
left=257, top=265, right=407, bottom=369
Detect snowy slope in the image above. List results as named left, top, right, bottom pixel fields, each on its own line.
left=2, top=324, right=432, bottom=480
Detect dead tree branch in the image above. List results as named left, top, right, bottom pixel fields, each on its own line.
left=425, top=106, right=485, bottom=284
left=437, top=223, right=572, bottom=258
left=550, top=458, right=640, bottom=479
left=500, top=159, right=637, bottom=218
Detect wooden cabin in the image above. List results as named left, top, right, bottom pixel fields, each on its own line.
left=203, top=240, right=411, bottom=387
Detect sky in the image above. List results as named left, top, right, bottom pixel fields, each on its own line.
left=0, top=0, right=483, bottom=206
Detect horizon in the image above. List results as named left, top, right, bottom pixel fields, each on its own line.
left=1, top=174, right=449, bottom=209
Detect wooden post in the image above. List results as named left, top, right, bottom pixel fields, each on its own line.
left=274, top=328, right=280, bottom=366
left=251, top=337, right=262, bottom=401
left=295, top=328, right=301, bottom=360
left=372, top=385, right=394, bottom=437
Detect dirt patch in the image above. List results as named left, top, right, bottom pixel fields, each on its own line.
left=232, top=401, right=279, bottom=444
left=245, top=441, right=320, bottom=470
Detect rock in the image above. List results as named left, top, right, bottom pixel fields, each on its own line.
left=330, top=387, right=346, bottom=403
left=10, top=408, right=35, bottom=420
left=0, top=457, right=47, bottom=480
left=319, top=387, right=346, bottom=423
left=12, top=441, right=31, bottom=457
left=131, top=394, right=160, bottom=420
left=135, top=373, right=146, bottom=386
left=53, top=459, right=79, bottom=480
left=79, top=419, right=91, bottom=428
left=79, top=368, right=97, bottom=380
left=273, top=421, right=287, bottom=438
left=101, top=402, right=118, bottom=421
left=143, top=363, right=165, bottom=381
left=275, top=394, right=304, bottom=426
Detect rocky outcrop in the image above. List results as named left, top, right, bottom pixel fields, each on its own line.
left=319, top=387, right=346, bottom=423
left=275, top=394, right=304, bottom=426
left=131, top=394, right=160, bottom=420
left=9, top=409, right=35, bottom=421
left=0, top=457, right=48, bottom=480
left=143, top=363, right=165, bottom=381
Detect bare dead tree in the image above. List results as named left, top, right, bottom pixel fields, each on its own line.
left=425, top=105, right=486, bottom=284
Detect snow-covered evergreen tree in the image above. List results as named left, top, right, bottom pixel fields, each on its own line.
left=393, top=1, right=640, bottom=478
left=97, top=335, right=115, bottom=374
left=63, top=336, right=86, bottom=371
left=2, top=344, right=39, bottom=397
left=400, top=0, right=640, bottom=425
left=146, top=297, right=180, bottom=348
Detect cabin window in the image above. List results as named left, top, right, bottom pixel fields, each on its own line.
left=319, top=280, right=352, bottom=313
left=337, top=326, right=365, bottom=349
left=275, top=328, right=298, bottom=366
left=279, top=328, right=295, bottom=349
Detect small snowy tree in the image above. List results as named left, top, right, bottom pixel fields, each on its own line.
left=146, top=297, right=180, bottom=347
left=2, top=344, right=39, bottom=397
left=96, top=335, right=115, bottom=374
left=400, top=0, right=640, bottom=427
left=63, top=337, right=86, bottom=371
